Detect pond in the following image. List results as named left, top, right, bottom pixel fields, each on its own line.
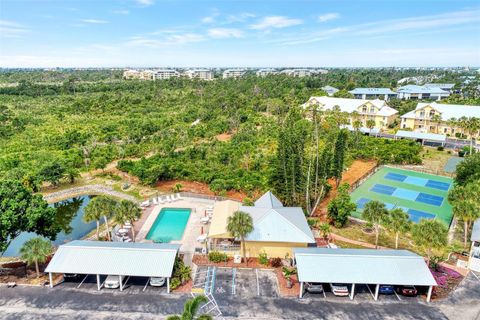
left=3, top=195, right=99, bottom=257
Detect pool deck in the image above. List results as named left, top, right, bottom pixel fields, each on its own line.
left=136, top=196, right=216, bottom=263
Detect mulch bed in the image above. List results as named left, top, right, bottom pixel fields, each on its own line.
left=275, top=269, right=299, bottom=297
left=430, top=265, right=464, bottom=300
left=173, top=279, right=193, bottom=293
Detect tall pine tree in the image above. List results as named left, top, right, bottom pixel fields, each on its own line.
left=331, top=129, right=348, bottom=187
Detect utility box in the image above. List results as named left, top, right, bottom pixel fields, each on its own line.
left=234, top=254, right=242, bottom=264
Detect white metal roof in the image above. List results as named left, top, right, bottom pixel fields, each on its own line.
left=402, top=102, right=480, bottom=121
left=294, top=248, right=437, bottom=286
left=397, top=85, right=448, bottom=95
left=340, top=125, right=380, bottom=134
left=349, top=88, right=396, bottom=95
left=395, top=130, right=446, bottom=142
left=472, top=219, right=480, bottom=242
left=303, top=96, right=398, bottom=117
left=45, top=241, right=179, bottom=277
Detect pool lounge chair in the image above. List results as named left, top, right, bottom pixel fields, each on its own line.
left=140, top=200, right=150, bottom=208
left=157, top=197, right=164, bottom=204
left=172, top=193, right=180, bottom=201
left=196, top=234, right=207, bottom=243
left=200, top=216, right=210, bottom=224
left=153, top=197, right=158, bottom=205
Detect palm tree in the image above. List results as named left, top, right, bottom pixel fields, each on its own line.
left=448, top=182, right=480, bottom=248
left=385, top=208, right=411, bottom=249
left=83, top=199, right=103, bottom=240
left=20, top=237, right=53, bottom=278
left=167, top=295, right=212, bottom=320
left=366, top=119, right=376, bottom=136
left=430, top=114, right=442, bottom=134
left=227, top=211, right=253, bottom=264
left=412, top=219, right=447, bottom=265
left=116, top=200, right=142, bottom=242
left=362, top=200, right=389, bottom=249
left=95, top=196, right=118, bottom=241
left=464, top=117, right=480, bottom=155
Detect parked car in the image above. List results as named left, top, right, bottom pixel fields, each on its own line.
left=330, top=283, right=349, bottom=296
left=396, top=285, right=417, bottom=296
left=104, top=275, right=125, bottom=289
left=379, top=285, right=394, bottom=295
left=149, top=277, right=166, bottom=287
left=305, top=282, right=324, bottom=294
left=63, top=273, right=79, bottom=281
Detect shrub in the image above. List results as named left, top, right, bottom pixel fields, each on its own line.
left=258, top=252, right=268, bottom=265
left=437, top=146, right=444, bottom=151
left=269, top=257, right=282, bottom=268
left=169, top=278, right=181, bottom=290
left=208, top=251, right=228, bottom=263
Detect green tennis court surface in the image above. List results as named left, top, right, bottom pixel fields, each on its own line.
left=350, top=167, right=453, bottom=225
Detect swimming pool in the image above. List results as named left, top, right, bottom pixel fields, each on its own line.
left=146, top=208, right=191, bottom=243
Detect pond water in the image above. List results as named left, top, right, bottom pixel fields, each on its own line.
left=3, top=195, right=98, bottom=257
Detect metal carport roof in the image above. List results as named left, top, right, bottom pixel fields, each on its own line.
left=294, top=248, right=437, bottom=286
left=45, top=240, right=179, bottom=278
left=395, top=130, right=446, bottom=142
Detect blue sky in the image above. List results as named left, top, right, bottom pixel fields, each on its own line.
left=1, top=0, right=479, bottom=67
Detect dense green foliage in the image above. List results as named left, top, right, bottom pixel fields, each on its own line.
left=455, top=153, right=480, bottom=186
left=327, top=183, right=356, bottom=227
left=0, top=180, right=59, bottom=255
left=411, top=219, right=448, bottom=263
left=19, top=236, right=53, bottom=278
left=362, top=200, right=389, bottom=249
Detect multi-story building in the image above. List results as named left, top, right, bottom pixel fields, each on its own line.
left=256, top=68, right=277, bottom=77
left=349, top=88, right=397, bottom=101
left=302, top=96, right=398, bottom=130
left=396, top=85, right=450, bottom=100
left=424, top=83, right=456, bottom=93
left=222, top=69, right=246, bottom=79
left=321, top=86, right=339, bottom=96
left=280, top=69, right=313, bottom=77
left=153, top=69, right=180, bottom=80
left=184, top=69, right=214, bottom=80
left=400, top=102, right=480, bottom=136
left=469, top=219, right=480, bottom=272
left=123, top=69, right=155, bottom=80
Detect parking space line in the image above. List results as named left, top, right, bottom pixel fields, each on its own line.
left=472, top=271, right=480, bottom=282
left=232, top=268, right=236, bottom=295
left=255, top=269, right=260, bottom=296
left=142, top=278, right=150, bottom=292
left=394, top=290, right=402, bottom=301
left=77, top=275, right=89, bottom=289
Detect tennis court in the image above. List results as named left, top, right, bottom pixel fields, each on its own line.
left=350, top=167, right=453, bottom=225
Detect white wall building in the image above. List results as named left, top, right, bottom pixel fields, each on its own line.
left=397, top=85, right=450, bottom=100
left=222, top=69, right=246, bottom=79
left=256, top=69, right=277, bottom=77
left=185, top=69, right=214, bottom=80
left=469, top=219, right=480, bottom=272
left=153, top=69, right=180, bottom=80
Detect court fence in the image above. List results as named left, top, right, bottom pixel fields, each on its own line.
left=349, top=163, right=381, bottom=192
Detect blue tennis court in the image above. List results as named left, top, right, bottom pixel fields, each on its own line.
left=392, top=188, right=418, bottom=201
left=407, top=209, right=436, bottom=223
left=416, top=193, right=444, bottom=206
left=384, top=172, right=451, bottom=191
left=370, top=184, right=396, bottom=195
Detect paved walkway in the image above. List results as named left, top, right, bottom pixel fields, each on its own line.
left=42, top=185, right=139, bottom=204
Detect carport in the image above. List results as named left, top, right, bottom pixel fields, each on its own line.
left=395, top=130, right=446, bottom=146
left=45, top=240, right=180, bottom=293
left=294, top=248, right=437, bottom=302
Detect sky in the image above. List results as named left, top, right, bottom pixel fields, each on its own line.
left=1, top=0, right=480, bottom=68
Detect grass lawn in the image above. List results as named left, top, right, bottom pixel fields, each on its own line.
left=419, top=147, right=455, bottom=176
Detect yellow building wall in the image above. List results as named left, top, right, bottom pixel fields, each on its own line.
left=245, top=241, right=308, bottom=258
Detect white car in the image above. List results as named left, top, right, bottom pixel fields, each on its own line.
left=149, top=277, right=166, bottom=287
left=104, top=275, right=125, bottom=289
left=330, top=283, right=349, bottom=296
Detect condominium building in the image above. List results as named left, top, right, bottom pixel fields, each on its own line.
left=256, top=68, right=277, bottom=77
left=396, top=85, right=450, bottom=100
left=400, top=102, right=480, bottom=136
left=153, top=69, right=180, bottom=80
left=222, top=69, right=246, bottom=79
left=280, top=69, right=313, bottom=77
left=184, top=69, right=214, bottom=80
left=123, top=69, right=155, bottom=80
left=424, top=83, right=456, bottom=93
left=349, top=88, right=397, bottom=101
left=303, top=96, right=398, bottom=130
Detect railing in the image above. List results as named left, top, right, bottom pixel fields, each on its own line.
left=210, top=244, right=241, bottom=252
left=179, top=192, right=240, bottom=203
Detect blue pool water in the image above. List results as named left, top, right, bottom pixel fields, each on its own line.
left=146, top=208, right=191, bottom=243
left=3, top=196, right=98, bottom=257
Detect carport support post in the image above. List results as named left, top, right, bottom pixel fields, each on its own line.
left=96, top=274, right=101, bottom=291
left=350, top=283, right=355, bottom=300
left=167, top=277, right=170, bottom=293
left=119, top=275, right=123, bottom=291
left=49, top=272, right=53, bottom=288
left=299, top=282, right=304, bottom=298
left=427, top=286, right=433, bottom=302
left=374, top=284, right=379, bottom=301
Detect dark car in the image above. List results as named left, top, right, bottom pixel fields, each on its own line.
left=305, top=282, right=324, bottom=294
left=379, top=285, right=394, bottom=294
left=396, top=285, right=417, bottom=296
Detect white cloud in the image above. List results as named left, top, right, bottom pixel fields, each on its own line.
left=318, top=13, right=340, bottom=22
left=136, top=0, right=154, bottom=6
left=80, top=19, right=109, bottom=24
left=225, top=13, right=255, bottom=23
left=250, top=16, right=302, bottom=30
left=0, top=20, right=29, bottom=38
left=126, top=33, right=206, bottom=48
left=208, top=28, right=243, bottom=39
left=201, top=9, right=220, bottom=24
left=114, top=9, right=130, bottom=15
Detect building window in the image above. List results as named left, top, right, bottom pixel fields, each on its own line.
left=362, top=106, right=367, bottom=113
left=419, top=111, right=425, bottom=118
left=444, top=128, right=448, bottom=133
left=429, top=111, right=435, bottom=117
left=370, top=106, right=375, bottom=113
left=402, top=124, right=406, bottom=128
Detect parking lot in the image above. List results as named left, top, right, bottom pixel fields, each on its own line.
left=60, top=274, right=168, bottom=295
left=198, top=267, right=279, bottom=298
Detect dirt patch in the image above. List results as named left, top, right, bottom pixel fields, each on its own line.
left=215, top=132, right=233, bottom=142
left=155, top=180, right=250, bottom=202
left=314, top=160, right=377, bottom=218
